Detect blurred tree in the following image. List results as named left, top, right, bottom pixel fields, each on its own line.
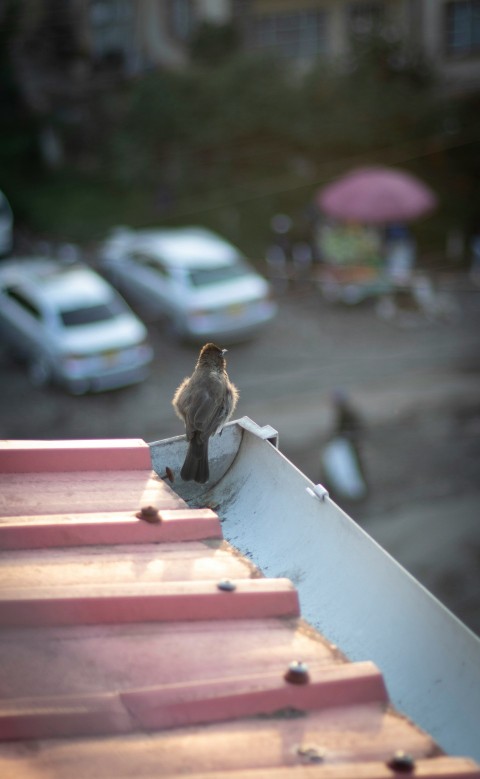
left=0, top=1, right=39, bottom=212
left=302, top=31, right=438, bottom=160
left=105, top=53, right=298, bottom=200
left=189, top=21, right=240, bottom=67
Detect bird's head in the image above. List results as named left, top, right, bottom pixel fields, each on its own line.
left=198, top=343, right=227, bottom=367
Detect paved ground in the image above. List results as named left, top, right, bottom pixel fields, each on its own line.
left=1, top=273, right=479, bottom=634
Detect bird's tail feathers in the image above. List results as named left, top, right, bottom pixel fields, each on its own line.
left=181, top=436, right=209, bottom=484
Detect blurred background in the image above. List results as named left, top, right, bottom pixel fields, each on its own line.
left=0, top=1, right=479, bottom=634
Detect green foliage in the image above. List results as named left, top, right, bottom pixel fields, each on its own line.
left=189, top=22, right=240, bottom=67
left=302, top=32, right=438, bottom=159
left=103, top=51, right=301, bottom=206
left=103, top=33, right=442, bottom=207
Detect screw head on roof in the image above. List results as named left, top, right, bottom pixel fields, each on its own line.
left=136, top=505, right=160, bottom=523
left=387, top=751, right=415, bottom=773
left=217, top=580, right=237, bottom=592
left=297, top=744, right=326, bottom=763
left=284, top=660, right=310, bottom=685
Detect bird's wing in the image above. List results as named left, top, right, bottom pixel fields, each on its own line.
left=190, top=387, right=227, bottom=439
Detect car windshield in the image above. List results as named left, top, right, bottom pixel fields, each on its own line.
left=60, top=297, right=125, bottom=327
left=187, top=261, right=250, bottom=288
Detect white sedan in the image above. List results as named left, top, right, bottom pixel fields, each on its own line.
left=98, top=226, right=277, bottom=342
left=0, top=257, right=153, bottom=394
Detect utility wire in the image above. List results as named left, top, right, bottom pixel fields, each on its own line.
left=160, top=130, right=479, bottom=222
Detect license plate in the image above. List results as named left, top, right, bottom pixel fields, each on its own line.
left=102, top=350, right=119, bottom=365
left=227, top=303, right=245, bottom=316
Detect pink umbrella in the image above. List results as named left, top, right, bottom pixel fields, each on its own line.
left=317, top=166, right=437, bottom=224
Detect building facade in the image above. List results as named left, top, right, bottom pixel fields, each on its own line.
left=8, top=0, right=480, bottom=103
left=83, top=0, right=480, bottom=91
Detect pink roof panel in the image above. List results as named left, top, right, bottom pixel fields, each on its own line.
left=0, top=438, right=478, bottom=779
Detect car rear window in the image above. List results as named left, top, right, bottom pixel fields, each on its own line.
left=188, top=262, right=250, bottom=287
left=60, top=298, right=125, bottom=326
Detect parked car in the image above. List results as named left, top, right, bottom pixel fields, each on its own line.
left=0, top=190, right=13, bottom=257
left=98, top=226, right=277, bottom=342
left=0, top=257, right=153, bottom=394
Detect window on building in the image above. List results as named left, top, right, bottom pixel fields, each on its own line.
left=251, top=10, right=328, bottom=60
left=347, top=2, right=384, bottom=37
left=168, top=0, right=193, bottom=41
left=89, top=0, right=134, bottom=66
left=445, top=0, right=480, bottom=56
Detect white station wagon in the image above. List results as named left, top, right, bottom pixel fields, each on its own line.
left=98, top=226, right=277, bottom=342
left=0, top=258, right=153, bottom=394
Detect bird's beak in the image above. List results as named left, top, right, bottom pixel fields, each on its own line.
left=222, top=349, right=228, bottom=355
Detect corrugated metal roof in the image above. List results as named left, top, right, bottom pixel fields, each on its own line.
left=0, top=438, right=479, bottom=778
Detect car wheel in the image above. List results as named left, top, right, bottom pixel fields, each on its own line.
left=69, top=380, right=89, bottom=396
left=28, top=357, right=52, bottom=388
left=321, top=281, right=341, bottom=303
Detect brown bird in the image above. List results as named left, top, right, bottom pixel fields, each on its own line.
left=172, top=343, right=239, bottom=484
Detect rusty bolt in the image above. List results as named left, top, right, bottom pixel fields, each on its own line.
left=387, top=751, right=415, bottom=773
left=217, top=580, right=237, bottom=592
left=136, top=505, right=160, bottom=523
left=160, top=467, right=174, bottom=483
left=284, top=660, right=310, bottom=685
